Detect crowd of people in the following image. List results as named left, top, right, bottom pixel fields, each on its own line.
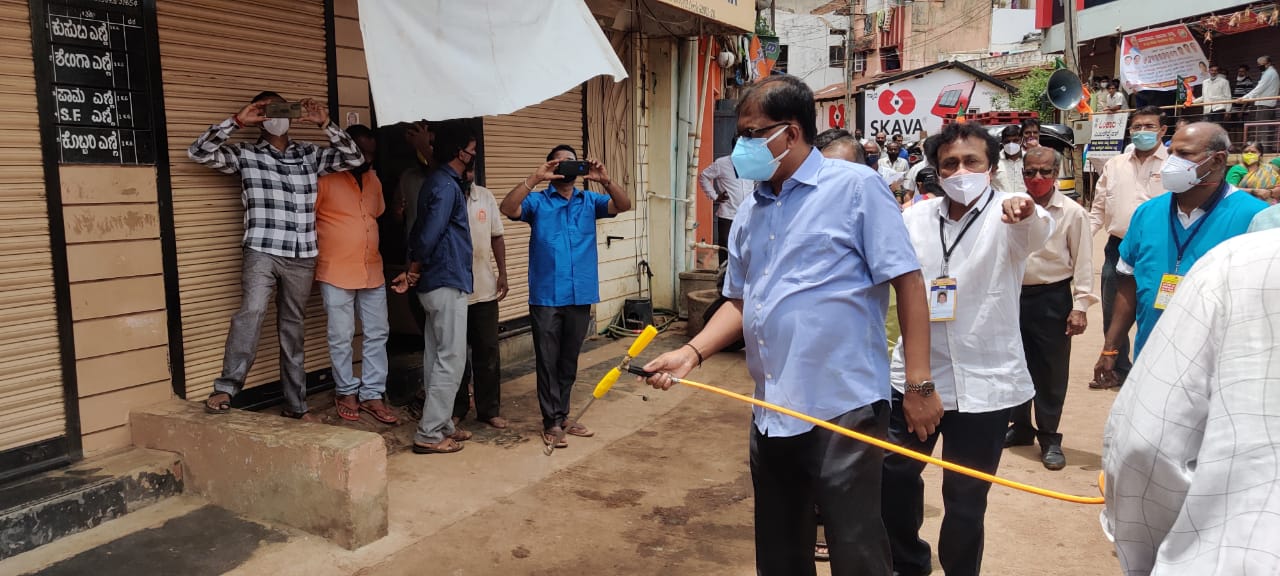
left=677, top=71, right=1280, bottom=576
left=188, top=90, right=630, bottom=455
left=183, top=71, right=1280, bottom=575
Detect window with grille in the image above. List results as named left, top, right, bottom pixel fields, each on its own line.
left=855, top=51, right=867, bottom=76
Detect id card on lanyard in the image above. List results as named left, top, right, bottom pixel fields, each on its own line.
left=1158, top=182, right=1227, bottom=310
left=932, top=190, right=994, bottom=322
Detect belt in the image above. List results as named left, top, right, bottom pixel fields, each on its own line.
left=1021, top=277, right=1071, bottom=295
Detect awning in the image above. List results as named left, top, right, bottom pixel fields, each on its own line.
left=359, top=0, right=628, bottom=123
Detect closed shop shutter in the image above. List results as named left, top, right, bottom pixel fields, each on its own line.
left=482, top=88, right=584, bottom=321
left=0, top=0, right=67, bottom=452
left=157, top=0, right=333, bottom=398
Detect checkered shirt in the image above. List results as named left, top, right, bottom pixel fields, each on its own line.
left=1102, top=228, right=1280, bottom=575
left=187, top=117, right=364, bottom=258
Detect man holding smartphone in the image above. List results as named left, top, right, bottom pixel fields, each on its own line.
left=188, top=91, right=363, bottom=419
left=498, top=145, right=631, bottom=448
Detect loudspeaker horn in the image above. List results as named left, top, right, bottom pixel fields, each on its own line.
left=1046, top=68, right=1084, bottom=111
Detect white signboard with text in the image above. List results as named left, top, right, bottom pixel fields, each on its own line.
left=863, top=67, right=1008, bottom=140
left=1087, top=112, right=1129, bottom=172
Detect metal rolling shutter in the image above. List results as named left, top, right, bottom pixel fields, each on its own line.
left=158, top=0, right=332, bottom=399
left=0, top=0, right=67, bottom=451
left=483, top=88, right=584, bottom=321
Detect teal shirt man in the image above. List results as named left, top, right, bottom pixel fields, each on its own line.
left=1118, top=185, right=1266, bottom=355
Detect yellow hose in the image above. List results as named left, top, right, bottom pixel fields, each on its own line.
left=671, top=376, right=1106, bottom=505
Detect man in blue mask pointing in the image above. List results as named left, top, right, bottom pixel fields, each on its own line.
left=641, top=74, right=937, bottom=576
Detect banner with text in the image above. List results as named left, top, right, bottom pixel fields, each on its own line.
left=1119, top=24, right=1209, bottom=92
left=1087, top=112, right=1128, bottom=171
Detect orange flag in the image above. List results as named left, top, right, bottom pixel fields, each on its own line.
left=1077, top=83, right=1094, bottom=115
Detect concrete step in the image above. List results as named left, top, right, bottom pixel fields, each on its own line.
left=0, top=448, right=182, bottom=561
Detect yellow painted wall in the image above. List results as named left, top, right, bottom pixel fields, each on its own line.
left=61, top=165, right=172, bottom=457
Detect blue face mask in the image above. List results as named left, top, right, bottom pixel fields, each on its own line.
left=1131, top=130, right=1159, bottom=152
left=866, top=154, right=880, bottom=167
left=730, top=125, right=791, bottom=181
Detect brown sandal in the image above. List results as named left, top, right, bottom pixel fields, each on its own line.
left=542, top=429, right=568, bottom=449
left=564, top=422, right=594, bottom=437
left=335, top=395, right=360, bottom=421
left=449, top=428, right=473, bottom=441
left=413, top=437, right=464, bottom=454
left=485, top=416, right=509, bottom=429
left=204, top=392, right=231, bottom=414
left=360, top=399, right=398, bottom=424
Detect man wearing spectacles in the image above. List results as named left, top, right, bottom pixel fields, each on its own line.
left=1087, top=106, right=1168, bottom=389
left=639, top=75, right=933, bottom=576
left=1005, top=147, right=1096, bottom=470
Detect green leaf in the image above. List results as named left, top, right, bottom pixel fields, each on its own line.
left=990, top=67, right=1057, bottom=123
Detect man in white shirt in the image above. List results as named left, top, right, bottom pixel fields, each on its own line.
left=884, top=122, right=1052, bottom=576
left=878, top=141, right=910, bottom=196
left=1194, top=64, right=1232, bottom=124
left=1242, top=55, right=1279, bottom=152
left=1104, top=81, right=1127, bottom=112
left=1102, top=229, right=1280, bottom=575
left=699, top=154, right=753, bottom=264
left=992, top=125, right=1026, bottom=194
left=1005, top=148, right=1096, bottom=471
left=452, top=167, right=510, bottom=429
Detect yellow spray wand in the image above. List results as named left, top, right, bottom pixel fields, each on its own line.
left=543, top=326, right=659, bottom=456
left=588, top=326, right=1105, bottom=505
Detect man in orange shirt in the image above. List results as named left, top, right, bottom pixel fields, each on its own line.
left=316, top=125, right=398, bottom=424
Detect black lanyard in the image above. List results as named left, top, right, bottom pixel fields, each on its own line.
left=1168, top=180, right=1228, bottom=274
left=937, top=189, right=995, bottom=277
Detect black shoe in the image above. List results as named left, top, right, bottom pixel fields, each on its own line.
left=1004, top=427, right=1035, bottom=448
left=1042, top=446, right=1066, bottom=470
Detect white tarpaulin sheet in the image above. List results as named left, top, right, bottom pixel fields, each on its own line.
left=358, top=0, right=628, bottom=123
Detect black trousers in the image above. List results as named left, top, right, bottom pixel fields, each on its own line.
left=882, top=393, right=1010, bottom=576
left=752, top=401, right=891, bottom=576
left=529, top=304, right=592, bottom=431
left=1100, top=235, right=1132, bottom=377
left=1011, top=280, right=1073, bottom=448
left=453, top=299, right=501, bottom=421
left=716, top=217, right=733, bottom=265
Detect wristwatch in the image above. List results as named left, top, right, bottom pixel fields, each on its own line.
left=905, top=380, right=936, bottom=398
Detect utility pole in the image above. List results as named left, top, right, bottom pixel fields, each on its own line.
left=843, top=0, right=854, bottom=133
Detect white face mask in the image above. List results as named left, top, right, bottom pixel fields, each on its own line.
left=1160, top=154, right=1211, bottom=194
left=940, top=171, right=990, bottom=205
left=263, top=118, right=290, bottom=136
left=1003, top=143, right=1022, bottom=156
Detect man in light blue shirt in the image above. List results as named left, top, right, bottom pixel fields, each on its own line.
left=642, top=75, right=936, bottom=576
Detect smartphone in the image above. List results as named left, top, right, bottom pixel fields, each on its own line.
left=554, top=160, right=590, bottom=177
left=264, top=102, right=302, bottom=118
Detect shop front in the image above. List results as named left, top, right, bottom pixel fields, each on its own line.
left=2, top=0, right=748, bottom=484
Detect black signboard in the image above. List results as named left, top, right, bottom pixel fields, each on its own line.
left=41, top=0, right=155, bottom=164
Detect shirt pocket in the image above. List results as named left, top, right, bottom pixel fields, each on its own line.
left=780, top=232, right=838, bottom=284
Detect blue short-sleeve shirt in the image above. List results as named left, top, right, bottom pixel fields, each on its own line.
left=724, top=148, right=921, bottom=437
left=519, top=186, right=615, bottom=307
